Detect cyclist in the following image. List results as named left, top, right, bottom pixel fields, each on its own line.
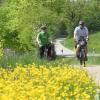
left=37, top=25, right=49, bottom=58
left=74, top=21, right=89, bottom=60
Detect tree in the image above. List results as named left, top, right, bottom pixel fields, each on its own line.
left=0, top=0, right=100, bottom=51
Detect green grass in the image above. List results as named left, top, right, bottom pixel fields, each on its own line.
left=0, top=52, right=75, bottom=68
left=0, top=51, right=100, bottom=68
left=88, top=32, right=100, bottom=53
left=62, top=37, right=74, bottom=50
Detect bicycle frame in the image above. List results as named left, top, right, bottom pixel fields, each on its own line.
left=79, top=46, right=86, bottom=67
left=43, top=43, right=56, bottom=60
left=78, top=36, right=87, bottom=67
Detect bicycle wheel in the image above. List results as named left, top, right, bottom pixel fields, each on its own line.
left=79, top=49, right=86, bottom=66
left=44, top=47, right=48, bottom=59
left=79, top=51, right=83, bottom=65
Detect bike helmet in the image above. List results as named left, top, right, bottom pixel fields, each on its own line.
left=40, top=25, right=47, bottom=30
left=79, top=21, right=85, bottom=25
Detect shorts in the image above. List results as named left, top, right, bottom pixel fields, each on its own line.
left=75, top=41, right=87, bottom=49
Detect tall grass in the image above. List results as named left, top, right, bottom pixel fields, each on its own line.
left=0, top=50, right=100, bottom=68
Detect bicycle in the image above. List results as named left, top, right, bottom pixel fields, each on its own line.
left=44, top=42, right=56, bottom=60
left=77, top=36, right=88, bottom=67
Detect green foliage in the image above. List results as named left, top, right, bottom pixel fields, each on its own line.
left=0, top=0, right=100, bottom=51
left=83, top=0, right=100, bottom=31
left=0, top=41, right=4, bottom=58
left=88, top=32, right=100, bottom=53
left=0, top=0, right=60, bottom=51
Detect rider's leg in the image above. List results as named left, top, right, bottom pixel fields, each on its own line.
left=76, top=44, right=80, bottom=59
left=85, top=46, right=88, bottom=61
left=39, top=46, right=45, bottom=58
left=75, top=42, right=78, bottom=58
left=46, top=44, right=50, bottom=58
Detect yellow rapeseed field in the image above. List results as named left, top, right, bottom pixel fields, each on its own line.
left=0, top=64, right=97, bottom=100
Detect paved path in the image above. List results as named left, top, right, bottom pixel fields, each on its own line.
left=54, top=38, right=100, bottom=87
left=85, top=66, right=100, bottom=86
left=54, top=38, right=75, bottom=57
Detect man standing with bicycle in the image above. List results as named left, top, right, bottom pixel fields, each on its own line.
left=37, top=25, right=49, bottom=58
left=74, top=21, right=89, bottom=61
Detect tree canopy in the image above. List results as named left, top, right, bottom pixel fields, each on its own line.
left=0, top=0, right=100, bottom=51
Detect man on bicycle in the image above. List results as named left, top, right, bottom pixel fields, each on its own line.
left=74, top=21, right=89, bottom=60
left=37, top=25, right=49, bottom=58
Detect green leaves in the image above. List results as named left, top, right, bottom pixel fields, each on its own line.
left=0, top=0, right=100, bottom=51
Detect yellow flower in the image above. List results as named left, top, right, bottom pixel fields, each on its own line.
left=0, top=64, right=97, bottom=99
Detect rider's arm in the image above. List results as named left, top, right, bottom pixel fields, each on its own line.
left=85, top=27, right=89, bottom=41
left=74, top=27, right=78, bottom=42
left=36, top=34, right=41, bottom=46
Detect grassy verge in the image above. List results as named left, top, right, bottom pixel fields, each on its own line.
left=0, top=51, right=100, bottom=68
